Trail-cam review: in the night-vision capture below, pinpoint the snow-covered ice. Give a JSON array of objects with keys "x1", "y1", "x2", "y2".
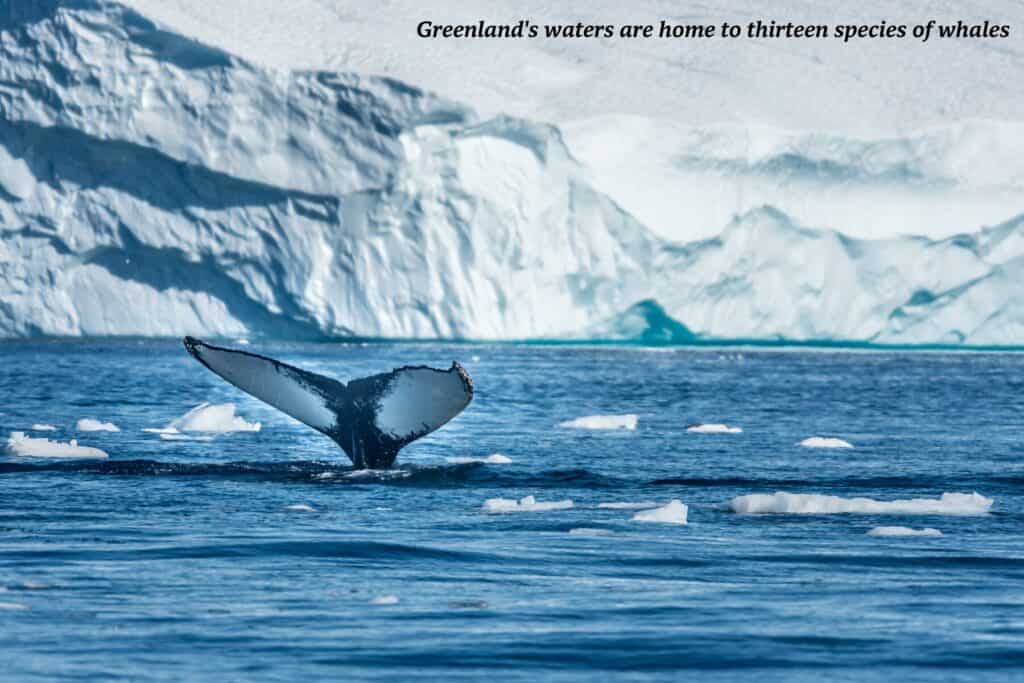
[
  {"x1": 798, "y1": 437, "x2": 854, "y2": 449},
  {"x1": 446, "y1": 454, "x2": 512, "y2": 464},
  {"x1": 730, "y1": 492, "x2": 992, "y2": 516},
  {"x1": 146, "y1": 403, "x2": 260, "y2": 436},
  {"x1": 482, "y1": 496, "x2": 574, "y2": 514},
  {"x1": 632, "y1": 500, "x2": 689, "y2": 525},
  {"x1": 559, "y1": 415, "x2": 638, "y2": 431},
  {"x1": 686, "y1": 423, "x2": 742, "y2": 434},
  {"x1": 76, "y1": 419, "x2": 119, "y2": 432},
  {"x1": 867, "y1": 526, "x2": 943, "y2": 537},
  {"x1": 370, "y1": 595, "x2": 400, "y2": 605},
  {"x1": 6, "y1": 432, "x2": 108, "y2": 459},
  {"x1": 30, "y1": 424, "x2": 56, "y2": 432},
  {"x1": 283, "y1": 504, "x2": 317, "y2": 513}
]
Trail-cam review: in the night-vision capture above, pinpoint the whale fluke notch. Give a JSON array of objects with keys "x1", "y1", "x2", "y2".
[{"x1": 182, "y1": 337, "x2": 473, "y2": 469}]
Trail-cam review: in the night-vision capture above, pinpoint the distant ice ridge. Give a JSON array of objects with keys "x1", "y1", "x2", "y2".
[
  {"x1": 632, "y1": 500, "x2": 688, "y2": 525},
  {"x1": 798, "y1": 437, "x2": 854, "y2": 449},
  {"x1": 76, "y1": 419, "x2": 119, "y2": 432},
  {"x1": 868, "y1": 526, "x2": 943, "y2": 537},
  {"x1": 482, "y1": 496, "x2": 574, "y2": 514},
  {"x1": 6, "y1": 432, "x2": 107, "y2": 459},
  {"x1": 145, "y1": 403, "x2": 260, "y2": 436},
  {"x1": 559, "y1": 415, "x2": 638, "y2": 431},
  {"x1": 731, "y1": 492, "x2": 992, "y2": 516},
  {"x1": 3, "y1": 2, "x2": 1024, "y2": 345},
  {"x1": 687, "y1": 423, "x2": 742, "y2": 434}
]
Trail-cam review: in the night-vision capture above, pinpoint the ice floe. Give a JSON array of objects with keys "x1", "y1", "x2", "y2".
[
  {"x1": 798, "y1": 436, "x2": 853, "y2": 449},
  {"x1": 559, "y1": 414, "x2": 638, "y2": 430},
  {"x1": 686, "y1": 423, "x2": 742, "y2": 434},
  {"x1": 6, "y1": 432, "x2": 108, "y2": 459},
  {"x1": 632, "y1": 500, "x2": 689, "y2": 525},
  {"x1": 30, "y1": 424, "x2": 56, "y2": 432},
  {"x1": 730, "y1": 491, "x2": 992, "y2": 516},
  {"x1": 446, "y1": 453, "x2": 512, "y2": 464},
  {"x1": 482, "y1": 495, "x2": 574, "y2": 514},
  {"x1": 283, "y1": 504, "x2": 317, "y2": 512},
  {"x1": 867, "y1": 526, "x2": 943, "y2": 537},
  {"x1": 76, "y1": 418, "x2": 119, "y2": 432},
  {"x1": 370, "y1": 595, "x2": 400, "y2": 605},
  {"x1": 598, "y1": 501, "x2": 658, "y2": 510},
  {"x1": 0, "y1": 602, "x2": 29, "y2": 611},
  {"x1": 146, "y1": 402, "x2": 260, "y2": 437}
]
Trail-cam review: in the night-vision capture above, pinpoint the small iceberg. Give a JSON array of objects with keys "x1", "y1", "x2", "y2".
[
  {"x1": 686, "y1": 423, "x2": 742, "y2": 434},
  {"x1": 867, "y1": 526, "x2": 943, "y2": 537},
  {"x1": 482, "y1": 495, "x2": 574, "y2": 514},
  {"x1": 30, "y1": 424, "x2": 56, "y2": 432},
  {"x1": 146, "y1": 402, "x2": 260, "y2": 436},
  {"x1": 76, "y1": 418, "x2": 119, "y2": 432},
  {"x1": 730, "y1": 491, "x2": 992, "y2": 516},
  {"x1": 7, "y1": 432, "x2": 108, "y2": 459},
  {"x1": 446, "y1": 453, "x2": 512, "y2": 464},
  {"x1": 632, "y1": 500, "x2": 688, "y2": 525},
  {"x1": 283, "y1": 504, "x2": 317, "y2": 513},
  {"x1": 559, "y1": 414, "x2": 637, "y2": 430},
  {"x1": 798, "y1": 436, "x2": 853, "y2": 449},
  {"x1": 598, "y1": 501, "x2": 658, "y2": 510}
]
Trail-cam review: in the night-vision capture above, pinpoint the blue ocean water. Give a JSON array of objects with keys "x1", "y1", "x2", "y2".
[{"x1": 1, "y1": 341, "x2": 1022, "y2": 681}]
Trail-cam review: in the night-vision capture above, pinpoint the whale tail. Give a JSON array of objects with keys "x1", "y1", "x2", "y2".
[{"x1": 182, "y1": 337, "x2": 473, "y2": 469}]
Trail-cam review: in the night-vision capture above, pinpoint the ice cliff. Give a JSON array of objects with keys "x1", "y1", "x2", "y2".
[{"x1": 1, "y1": 0, "x2": 1023, "y2": 345}]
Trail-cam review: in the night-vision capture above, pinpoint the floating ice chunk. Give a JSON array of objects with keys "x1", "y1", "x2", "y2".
[
  {"x1": 867, "y1": 526, "x2": 943, "y2": 537},
  {"x1": 76, "y1": 418, "x2": 119, "y2": 432},
  {"x1": 632, "y1": 500, "x2": 688, "y2": 524},
  {"x1": 0, "y1": 602, "x2": 29, "y2": 610},
  {"x1": 730, "y1": 491, "x2": 992, "y2": 516},
  {"x1": 559, "y1": 414, "x2": 638, "y2": 430},
  {"x1": 569, "y1": 527, "x2": 615, "y2": 536},
  {"x1": 686, "y1": 423, "x2": 742, "y2": 434},
  {"x1": 370, "y1": 595, "x2": 399, "y2": 605},
  {"x1": 446, "y1": 453, "x2": 512, "y2": 464},
  {"x1": 30, "y1": 424, "x2": 56, "y2": 432},
  {"x1": 158, "y1": 433, "x2": 215, "y2": 442},
  {"x1": 798, "y1": 436, "x2": 853, "y2": 449},
  {"x1": 235, "y1": 338, "x2": 251, "y2": 345},
  {"x1": 168, "y1": 403, "x2": 260, "y2": 433},
  {"x1": 284, "y1": 504, "x2": 317, "y2": 512},
  {"x1": 598, "y1": 501, "x2": 658, "y2": 510},
  {"x1": 482, "y1": 495, "x2": 574, "y2": 514},
  {"x1": 6, "y1": 432, "x2": 108, "y2": 459}
]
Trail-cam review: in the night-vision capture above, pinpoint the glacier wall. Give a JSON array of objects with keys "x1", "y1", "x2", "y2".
[{"x1": 1, "y1": 0, "x2": 1023, "y2": 345}]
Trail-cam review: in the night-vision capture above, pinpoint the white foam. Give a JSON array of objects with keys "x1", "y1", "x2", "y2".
[
  {"x1": 284, "y1": 504, "x2": 317, "y2": 512},
  {"x1": 370, "y1": 595, "x2": 399, "y2": 605},
  {"x1": 598, "y1": 501, "x2": 658, "y2": 510},
  {"x1": 559, "y1": 414, "x2": 637, "y2": 430},
  {"x1": 730, "y1": 491, "x2": 992, "y2": 516},
  {"x1": 157, "y1": 433, "x2": 215, "y2": 442},
  {"x1": 632, "y1": 500, "x2": 689, "y2": 525},
  {"x1": 6, "y1": 432, "x2": 108, "y2": 459},
  {"x1": 446, "y1": 453, "x2": 512, "y2": 464},
  {"x1": 798, "y1": 436, "x2": 854, "y2": 449},
  {"x1": 569, "y1": 527, "x2": 615, "y2": 536},
  {"x1": 482, "y1": 495, "x2": 574, "y2": 514},
  {"x1": 343, "y1": 469, "x2": 412, "y2": 480},
  {"x1": 0, "y1": 602, "x2": 29, "y2": 611},
  {"x1": 76, "y1": 418, "x2": 119, "y2": 432},
  {"x1": 168, "y1": 403, "x2": 260, "y2": 433},
  {"x1": 867, "y1": 526, "x2": 943, "y2": 537},
  {"x1": 30, "y1": 424, "x2": 56, "y2": 432},
  {"x1": 686, "y1": 423, "x2": 742, "y2": 434}
]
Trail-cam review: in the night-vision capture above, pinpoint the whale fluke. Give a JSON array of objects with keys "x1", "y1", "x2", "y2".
[{"x1": 182, "y1": 337, "x2": 473, "y2": 469}]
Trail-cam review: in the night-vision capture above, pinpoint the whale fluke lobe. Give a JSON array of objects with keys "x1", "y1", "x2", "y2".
[{"x1": 182, "y1": 337, "x2": 473, "y2": 468}]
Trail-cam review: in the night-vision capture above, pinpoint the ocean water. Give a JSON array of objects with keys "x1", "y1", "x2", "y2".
[{"x1": 1, "y1": 341, "x2": 1022, "y2": 681}]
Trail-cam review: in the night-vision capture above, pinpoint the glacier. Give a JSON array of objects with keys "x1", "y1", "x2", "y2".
[{"x1": 1, "y1": 0, "x2": 1023, "y2": 345}]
